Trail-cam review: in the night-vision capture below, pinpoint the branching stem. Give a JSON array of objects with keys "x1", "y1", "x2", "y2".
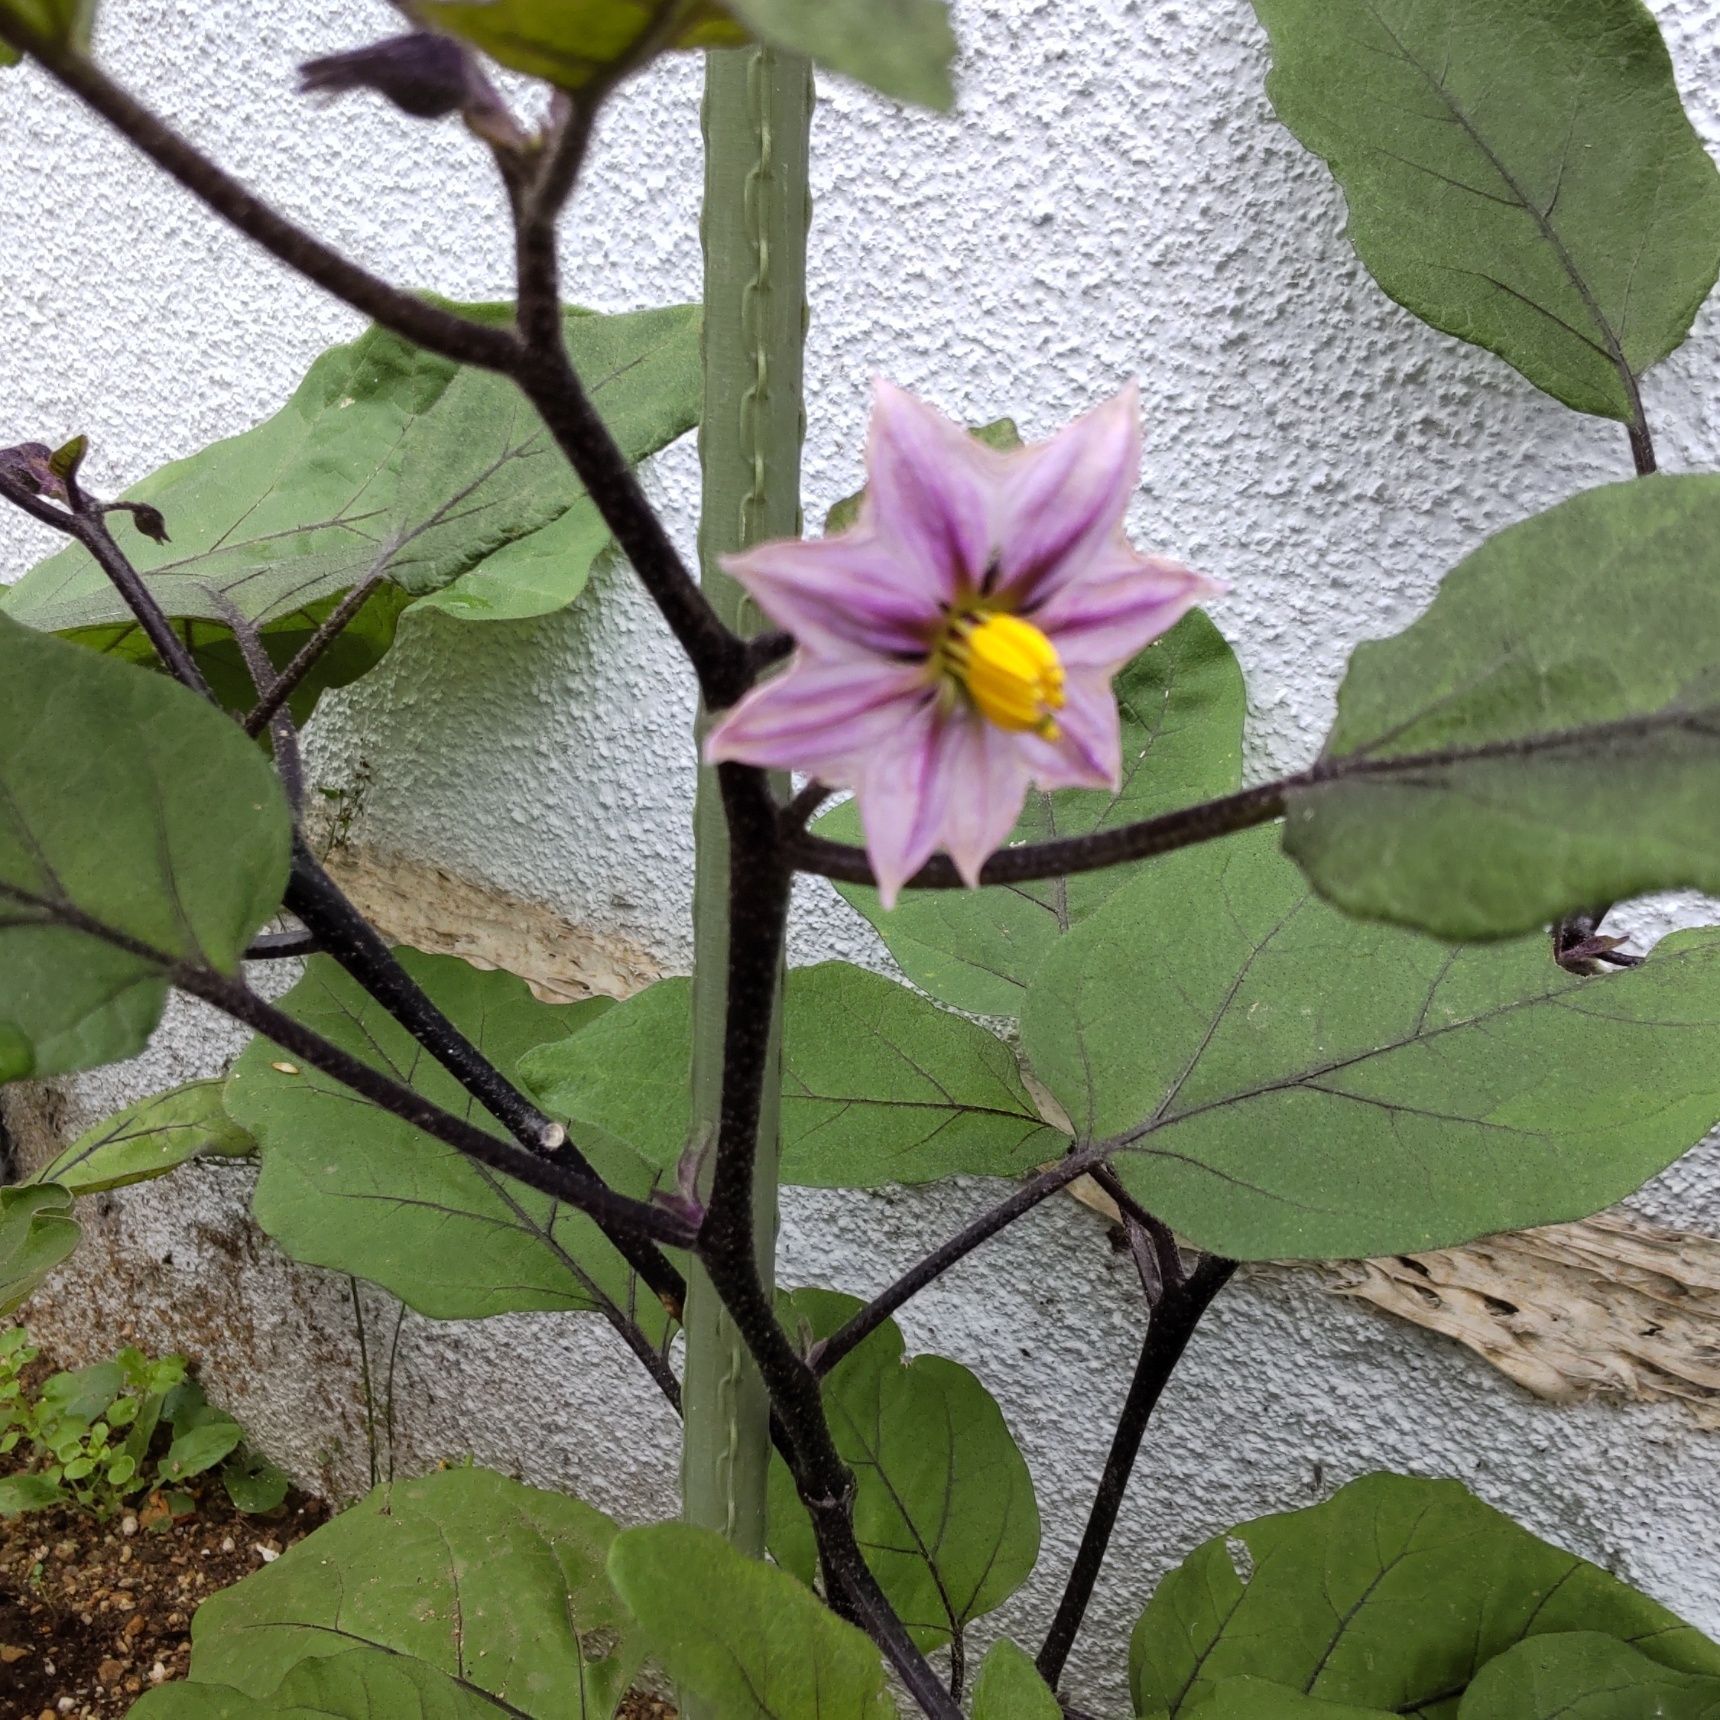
[
  {"x1": 1035, "y1": 1254, "x2": 1237, "y2": 1689},
  {"x1": 0, "y1": 18, "x2": 520, "y2": 372}
]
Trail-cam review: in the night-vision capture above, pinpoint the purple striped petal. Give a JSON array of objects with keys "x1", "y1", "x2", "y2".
[
  {"x1": 1038, "y1": 551, "x2": 1222, "y2": 671},
  {"x1": 704, "y1": 656, "x2": 932, "y2": 781},
  {"x1": 721, "y1": 529, "x2": 940, "y2": 659},
  {"x1": 864, "y1": 381, "x2": 997, "y2": 602},
  {"x1": 934, "y1": 722, "x2": 1038, "y2": 887},
  {"x1": 993, "y1": 383, "x2": 1141, "y2": 610},
  {"x1": 851, "y1": 703, "x2": 948, "y2": 907}
]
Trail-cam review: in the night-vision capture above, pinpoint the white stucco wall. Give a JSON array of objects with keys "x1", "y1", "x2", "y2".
[{"x1": 6, "y1": 1, "x2": 1720, "y2": 1710}]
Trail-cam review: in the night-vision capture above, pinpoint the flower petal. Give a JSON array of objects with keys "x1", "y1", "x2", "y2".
[
  {"x1": 853, "y1": 708, "x2": 1036, "y2": 903},
  {"x1": 850, "y1": 703, "x2": 947, "y2": 908},
  {"x1": 993, "y1": 382, "x2": 1142, "y2": 609},
  {"x1": 864, "y1": 381, "x2": 997, "y2": 601},
  {"x1": 1019, "y1": 672, "x2": 1123, "y2": 791},
  {"x1": 1038, "y1": 552, "x2": 1223, "y2": 671},
  {"x1": 704, "y1": 656, "x2": 932, "y2": 782},
  {"x1": 721, "y1": 529, "x2": 939, "y2": 658},
  {"x1": 934, "y1": 722, "x2": 1037, "y2": 888}
]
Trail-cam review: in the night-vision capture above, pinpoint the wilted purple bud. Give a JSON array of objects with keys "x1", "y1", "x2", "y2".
[
  {"x1": 652, "y1": 1136, "x2": 709, "y2": 1230},
  {"x1": 299, "y1": 31, "x2": 474, "y2": 121},
  {"x1": 0, "y1": 441, "x2": 69, "y2": 504},
  {"x1": 125, "y1": 503, "x2": 170, "y2": 545}
]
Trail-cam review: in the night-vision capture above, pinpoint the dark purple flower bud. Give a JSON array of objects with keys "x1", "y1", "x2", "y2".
[
  {"x1": 299, "y1": 31, "x2": 474, "y2": 121},
  {"x1": 0, "y1": 441, "x2": 69, "y2": 504},
  {"x1": 109, "y1": 501, "x2": 170, "y2": 544}
]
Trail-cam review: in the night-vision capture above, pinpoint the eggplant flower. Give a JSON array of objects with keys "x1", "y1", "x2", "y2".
[{"x1": 706, "y1": 382, "x2": 1222, "y2": 906}]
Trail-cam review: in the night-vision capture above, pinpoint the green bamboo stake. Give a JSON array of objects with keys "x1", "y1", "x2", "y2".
[{"x1": 680, "y1": 37, "x2": 813, "y2": 1673}]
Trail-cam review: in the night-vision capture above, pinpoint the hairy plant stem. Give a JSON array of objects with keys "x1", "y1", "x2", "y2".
[
  {"x1": 813, "y1": 1138, "x2": 1120, "y2": 1375},
  {"x1": 240, "y1": 571, "x2": 387, "y2": 736},
  {"x1": 678, "y1": 50, "x2": 813, "y2": 1699},
  {"x1": 695, "y1": 767, "x2": 960, "y2": 1720},
  {"x1": 1035, "y1": 1253, "x2": 1238, "y2": 1689},
  {"x1": 208, "y1": 592, "x2": 304, "y2": 812},
  {"x1": 1553, "y1": 414, "x2": 1657, "y2": 964}
]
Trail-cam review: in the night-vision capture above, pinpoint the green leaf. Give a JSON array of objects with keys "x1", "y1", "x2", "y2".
[
  {"x1": 0, "y1": 0, "x2": 95, "y2": 53},
  {"x1": 39, "y1": 1359, "x2": 122, "y2": 1422},
  {"x1": 186, "y1": 1467, "x2": 637, "y2": 1713},
  {"x1": 972, "y1": 1640, "x2": 1063, "y2": 1720},
  {"x1": 821, "y1": 613, "x2": 1247, "y2": 1016},
  {"x1": 227, "y1": 950, "x2": 669, "y2": 1326},
  {"x1": 0, "y1": 1184, "x2": 80, "y2": 1317},
  {"x1": 767, "y1": 1289, "x2": 1039, "y2": 1655},
  {"x1": 1249, "y1": 0, "x2": 1720, "y2": 422},
  {"x1": 0, "y1": 304, "x2": 700, "y2": 715},
  {"x1": 1185, "y1": 1683, "x2": 1392, "y2": 1720},
  {"x1": 0, "y1": 1473, "x2": 64, "y2": 1515},
  {"x1": 1460, "y1": 1633, "x2": 1720, "y2": 1720},
  {"x1": 422, "y1": 0, "x2": 955, "y2": 109},
  {"x1": 162, "y1": 1419, "x2": 246, "y2": 1481},
  {"x1": 1284, "y1": 474, "x2": 1720, "y2": 940},
  {"x1": 608, "y1": 1521, "x2": 895, "y2": 1719},
  {"x1": 1022, "y1": 824, "x2": 1720, "y2": 1260},
  {"x1": 418, "y1": 1, "x2": 748, "y2": 90},
  {"x1": 29, "y1": 1080, "x2": 253, "y2": 1195},
  {"x1": 521, "y1": 962, "x2": 1065, "y2": 1187},
  {"x1": 221, "y1": 1448, "x2": 290, "y2": 1515},
  {"x1": 133, "y1": 1651, "x2": 503, "y2": 1720},
  {"x1": 725, "y1": 0, "x2": 956, "y2": 109},
  {"x1": 1130, "y1": 1473, "x2": 1720, "y2": 1719},
  {"x1": 0, "y1": 616, "x2": 291, "y2": 1080}
]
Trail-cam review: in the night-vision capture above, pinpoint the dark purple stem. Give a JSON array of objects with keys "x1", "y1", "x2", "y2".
[{"x1": 1035, "y1": 1254, "x2": 1237, "y2": 1689}]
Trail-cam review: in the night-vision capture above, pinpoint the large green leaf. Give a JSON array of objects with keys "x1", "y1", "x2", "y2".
[
  {"x1": 822, "y1": 613, "x2": 1247, "y2": 1017},
  {"x1": 608, "y1": 1521, "x2": 895, "y2": 1720},
  {"x1": 133, "y1": 1651, "x2": 501, "y2": 1720},
  {"x1": 0, "y1": 615, "x2": 291, "y2": 1081},
  {"x1": 423, "y1": 0, "x2": 955, "y2": 109},
  {"x1": 182, "y1": 1467, "x2": 637, "y2": 1715},
  {"x1": 1284, "y1": 475, "x2": 1720, "y2": 940},
  {"x1": 520, "y1": 962, "x2": 1064, "y2": 1188},
  {"x1": 419, "y1": 1, "x2": 747, "y2": 89},
  {"x1": 1131, "y1": 1474, "x2": 1720, "y2": 1719},
  {"x1": 29, "y1": 1080, "x2": 252, "y2": 1195},
  {"x1": 726, "y1": 0, "x2": 956, "y2": 110},
  {"x1": 768, "y1": 1289, "x2": 1040, "y2": 1656},
  {"x1": 1022, "y1": 825, "x2": 1720, "y2": 1261},
  {"x1": 0, "y1": 1183, "x2": 80, "y2": 1318},
  {"x1": 1, "y1": 304, "x2": 700, "y2": 716},
  {"x1": 1460, "y1": 1634, "x2": 1720, "y2": 1720},
  {"x1": 227, "y1": 950, "x2": 670, "y2": 1329},
  {"x1": 970, "y1": 1640, "x2": 1062, "y2": 1720},
  {"x1": 1186, "y1": 1686, "x2": 1390, "y2": 1720},
  {"x1": 1250, "y1": 0, "x2": 1720, "y2": 423}
]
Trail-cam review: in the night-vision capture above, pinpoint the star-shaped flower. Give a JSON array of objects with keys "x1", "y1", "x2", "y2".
[{"x1": 707, "y1": 382, "x2": 1221, "y2": 905}]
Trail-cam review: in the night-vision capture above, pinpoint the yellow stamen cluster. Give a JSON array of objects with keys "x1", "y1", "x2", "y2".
[{"x1": 940, "y1": 611, "x2": 1066, "y2": 738}]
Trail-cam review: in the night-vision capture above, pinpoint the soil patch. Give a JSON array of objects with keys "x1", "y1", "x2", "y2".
[
  {"x1": 0, "y1": 1473, "x2": 328, "y2": 1719},
  {"x1": 2, "y1": 1349, "x2": 677, "y2": 1720}
]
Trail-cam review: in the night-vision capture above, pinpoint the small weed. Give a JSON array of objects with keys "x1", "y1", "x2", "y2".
[{"x1": 0, "y1": 1325, "x2": 289, "y2": 1521}]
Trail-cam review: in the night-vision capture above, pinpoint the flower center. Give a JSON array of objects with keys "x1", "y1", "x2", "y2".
[{"x1": 939, "y1": 611, "x2": 1066, "y2": 738}]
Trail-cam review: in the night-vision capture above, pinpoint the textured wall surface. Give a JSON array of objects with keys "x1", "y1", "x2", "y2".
[{"x1": 5, "y1": 0, "x2": 1720, "y2": 1710}]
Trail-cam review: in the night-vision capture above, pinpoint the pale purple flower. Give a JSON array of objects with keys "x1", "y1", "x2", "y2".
[{"x1": 706, "y1": 382, "x2": 1222, "y2": 906}]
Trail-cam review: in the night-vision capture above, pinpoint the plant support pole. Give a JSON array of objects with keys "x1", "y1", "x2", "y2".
[{"x1": 681, "y1": 36, "x2": 814, "y2": 1653}]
